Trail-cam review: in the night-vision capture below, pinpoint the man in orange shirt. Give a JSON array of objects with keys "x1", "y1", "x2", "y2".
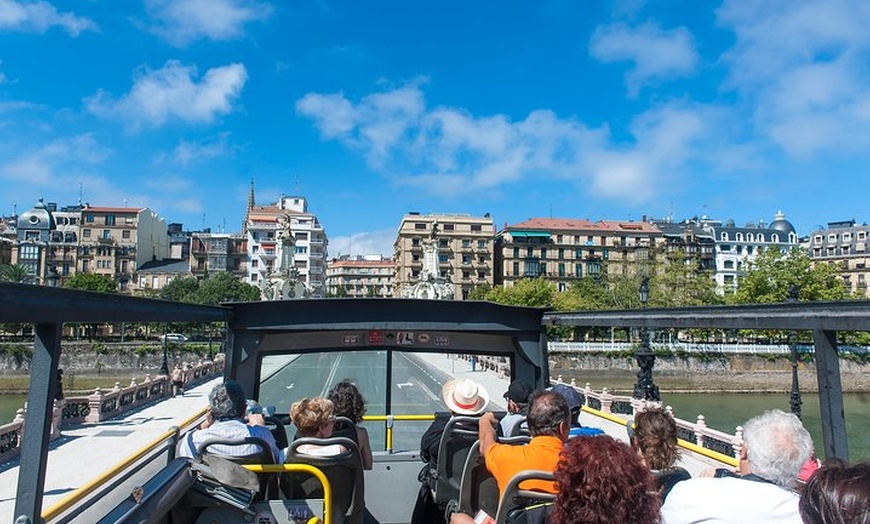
[{"x1": 479, "y1": 390, "x2": 570, "y2": 496}]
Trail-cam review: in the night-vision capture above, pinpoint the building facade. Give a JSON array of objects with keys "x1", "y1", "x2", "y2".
[
  {"x1": 494, "y1": 218, "x2": 663, "y2": 291},
  {"x1": 393, "y1": 213, "x2": 494, "y2": 300},
  {"x1": 708, "y1": 211, "x2": 799, "y2": 293},
  {"x1": 190, "y1": 231, "x2": 247, "y2": 279},
  {"x1": 806, "y1": 220, "x2": 870, "y2": 297},
  {"x1": 244, "y1": 194, "x2": 328, "y2": 298},
  {"x1": 325, "y1": 255, "x2": 394, "y2": 298}
]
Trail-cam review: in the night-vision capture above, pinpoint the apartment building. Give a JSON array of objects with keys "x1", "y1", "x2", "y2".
[
  {"x1": 707, "y1": 211, "x2": 799, "y2": 293},
  {"x1": 393, "y1": 212, "x2": 494, "y2": 300},
  {"x1": 190, "y1": 231, "x2": 247, "y2": 279},
  {"x1": 244, "y1": 194, "x2": 328, "y2": 298},
  {"x1": 651, "y1": 217, "x2": 716, "y2": 272},
  {"x1": 11, "y1": 199, "x2": 55, "y2": 283},
  {"x1": 806, "y1": 220, "x2": 870, "y2": 297},
  {"x1": 325, "y1": 255, "x2": 394, "y2": 298},
  {"x1": 494, "y1": 218, "x2": 663, "y2": 291}
]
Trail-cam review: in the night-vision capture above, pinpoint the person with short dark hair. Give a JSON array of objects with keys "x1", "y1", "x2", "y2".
[
  {"x1": 662, "y1": 409, "x2": 813, "y2": 524},
  {"x1": 480, "y1": 390, "x2": 570, "y2": 496},
  {"x1": 177, "y1": 380, "x2": 280, "y2": 461},
  {"x1": 500, "y1": 379, "x2": 533, "y2": 437},
  {"x1": 799, "y1": 459, "x2": 870, "y2": 524},
  {"x1": 548, "y1": 383, "x2": 603, "y2": 438}
]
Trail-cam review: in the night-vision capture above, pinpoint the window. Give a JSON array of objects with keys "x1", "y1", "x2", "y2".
[
  {"x1": 512, "y1": 262, "x2": 520, "y2": 276},
  {"x1": 83, "y1": 229, "x2": 91, "y2": 238},
  {"x1": 439, "y1": 254, "x2": 449, "y2": 263},
  {"x1": 412, "y1": 238, "x2": 420, "y2": 247},
  {"x1": 513, "y1": 247, "x2": 520, "y2": 258},
  {"x1": 462, "y1": 254, "x2": 472, "y2": 265},
  {"x1": 443, "y1": 223, "x2": 454, "y2": 231},
  {"x1": 25, "y1": 231, "x2": 39, "y2": 241},
  {"x1": 527, "y1": 247, "x2": 533, "y2": 257},
  {"x1": 478, "y1": 271, "x2": 486, "y2": 279},
  {"x1": 122, "y1": 230, "x2": 131, "y2": 239},
  {"x1": 462, "y1": 271, "x2": 470, "y2": 279},
  {"x1": 586, "y1": 260, "x2": 601, "y2": 276},
  {"x1": 746, "y1": 233, "x2": 754, "y2": 242},
  {"x1": 462, "y1": 239, "x2": 471, "y2": 248},
  {"x1": 540, "y1": 262, "x2": 547, "y2": 275},
  {"x1": 296, "y1": 232, "x2": 309, "y2": 240},
  {"x1": 724, "y1": 260, "x2": 735, "y2": 269},
  {"x1": 439, "y1": 239, "x2": 448, "y2": 248},
  {"x1": 478, "y1": 256, "x2": 486, "y2": 263},
  {"x1": 575, "y1": 248, "x2": 582, "y2": 258},
  {"x1": 828, "y1": 234, "x2": 837, "y2": 242},
  {"x1": 478, "y1": 240, "x2": 486, "y2": 249},
  {"x1": 251, "y1": 274, "x2": 258, "y2": 282},
  {"x1": 81, "y1": 260, "x2": 89, "y2": 272},
  {"x1": 575, "y1": 263, "x2": 582, "y2": 277},
  {"x1": 771, "y1": 234, "x2": 779, "y2": 243},
  {"x1": 295, "y1": 246, "x2": 308, "y2": 254},
  {"x1": 757, "y1": 234, "x2": 765, "y2": 243},
  {"x1": 558, "y1": 263, "x2": 565, "y2": 277},
  {"x1": 859, "y1": 232, "x2": 867, "y2": 240},
  {"x1": 721, "y1": 232, "x2": 729, "y2": 241},
  {"x1": 105, "y1": 215, "x2": 115, "y2": 225},
  {"x1": 558, "y1": 248, "x2": 564, "y2": 259},
  {"x1": 556, "y1": 235, "x2": 563, "y2": 244},
  {"x1": 541, "y1": 248, "x2": 547, "y2": 259},
  {"x1": 86, "y1": 214, "x2": 94, "y2": 223},
  {"x1": 415, "y1": 223, "x2": 426, "y2": 230},
  {"x1": 471, "y1": 224, "x2": 482, "y2": 232},
  {"x1": 102, "y1": 230, "x2": 111, "y2": 239},
  {"x1": 252, "y1": 259, "x2": 258, "y2": 267},
  {"x1": 736, "y1": 233, "x2": 743, "y2": 242},
  {"x1": 525, "y1": 260, "x2": 540, "y2": 277}
]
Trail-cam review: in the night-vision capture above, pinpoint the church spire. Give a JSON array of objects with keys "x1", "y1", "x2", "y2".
[{"x1": 243, "y1": 178, "x2": 255, "y2": 233}]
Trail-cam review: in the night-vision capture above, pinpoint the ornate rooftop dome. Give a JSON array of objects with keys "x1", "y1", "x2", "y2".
[
  {"x1": 769, "y1": 210, "x2": 795, "y2": 235},
  {"x1": 17, "y1": 198, "x2": 54, "y2": 232}
]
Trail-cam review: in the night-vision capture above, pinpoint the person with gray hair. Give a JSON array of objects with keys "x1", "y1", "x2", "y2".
[
  {"x1": 177, "y1": 380, "x2": 280, "y2": 462},
  {"x1": 662, "y1": 409, "x2": 813, "y2": 524}
]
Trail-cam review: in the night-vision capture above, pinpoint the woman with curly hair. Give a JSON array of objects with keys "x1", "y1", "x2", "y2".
[
  {"x1": 328, "y1": 379, "x2": 373, "y2": 470},
  {"x1": 289, "y1": 397, "x2": 348, "y2": 457},
  {"x1": 630, "y1": 408, "x2": 691, "y2": 501}
]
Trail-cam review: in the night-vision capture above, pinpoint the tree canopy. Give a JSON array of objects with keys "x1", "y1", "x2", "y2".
[
  {"x1": 65, "y1": 273, "x2": 117, "y2": 293},
  {"x1": 160, "y1": 272, "x2": 260, "y2": 305},
  {"x1": 727, "y1": 248, "x2": 849, "y2": 304},
  {"x1": 0, "y1": 263, "x2": 36, "y2": 284}
]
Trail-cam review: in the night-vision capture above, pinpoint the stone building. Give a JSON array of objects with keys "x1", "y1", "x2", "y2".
[
  {"x1": 190, "y1": 231, "x2": 247, "y2": 279},
  {"x1": 494, "y1": 217, "x2": 663, "y2": 291},
  {"x1": 393, "y1": 212, "x2": 494, "y2": 300},
  {"x1": 325, "y1": 255, "x2": 394, "y2": 298},
  {"x1": 806, "y1": 220, "x2": 870, "y2": 297}
]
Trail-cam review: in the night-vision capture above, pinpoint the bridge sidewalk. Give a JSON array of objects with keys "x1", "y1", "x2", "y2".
[{"x1": 0, "y1": 376, "x2": 221, "y2": 523}]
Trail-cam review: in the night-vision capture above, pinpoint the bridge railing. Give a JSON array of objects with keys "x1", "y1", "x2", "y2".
[
  {"x1": 552, "y1": 377, "x2": 742, "y2": 459},
  {"x1": 548, "y1": 341, "x2": 799, "y2": 354},
  {"x1": 0, "y1": 359, "x2": 223, "y2": 463}
]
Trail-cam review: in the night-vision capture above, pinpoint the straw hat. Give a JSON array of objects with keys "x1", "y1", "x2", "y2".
[{"x1": 441, "y1": 378, "x2": 489, "y2": 416}]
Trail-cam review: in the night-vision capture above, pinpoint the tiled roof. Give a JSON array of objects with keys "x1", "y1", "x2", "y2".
[
  {"x1": 329, "y1": 259, "x2": 394, "y2": 268},
  {"x1": 82, "y1": 206, "x2": 144, "y2": 213},
  {"x1": 137, "y1": 259, "x2": 190, "y2": 273},
  {"x1": 505, "y1": 217, "x2": 660, "y2": 233}
]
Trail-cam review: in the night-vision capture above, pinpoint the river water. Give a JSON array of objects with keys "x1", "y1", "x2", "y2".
[{"x1": 2, "y1": 391, "x2": 868, "y2": 460}]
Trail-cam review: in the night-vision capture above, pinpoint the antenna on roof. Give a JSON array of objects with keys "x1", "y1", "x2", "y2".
[
  {"x1": 78, "y1": 182, "x2": 83, "y2": 207},
  {"x1": 202, "y1": 213, "x2": 206, "y2": 231}
]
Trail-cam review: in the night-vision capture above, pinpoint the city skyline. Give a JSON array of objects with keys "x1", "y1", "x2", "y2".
[{"x1": 2, "y1": 0, "x2": 869, "y2": 257}]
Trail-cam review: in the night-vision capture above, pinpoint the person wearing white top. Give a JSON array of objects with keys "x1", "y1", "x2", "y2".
[
  {"x1": 662, "y1": 409, "x2": 812, "y2": 524},
  {"x1": 287, "y1": 397, "x2": 349, "y2": 458}
]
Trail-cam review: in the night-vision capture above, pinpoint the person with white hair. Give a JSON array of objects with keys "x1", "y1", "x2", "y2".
[{"x1": 662, "y1": 409, "x2": 813, "y2": 524}]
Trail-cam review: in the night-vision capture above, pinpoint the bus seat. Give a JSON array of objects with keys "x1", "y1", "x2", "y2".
[
  {"x1": 265, "y1": 415, "x2": 289, "y2": 450},
  {"x1": 494, "y1": 470, "x2": 555, "y2": 524},
  {"x1": 502, "y1": 416, "x2": 529, "y2": 438},
  {"x1": 196, "y1": 436, "x2": 279, "y2": 500},
  {"x1": 455, "y1": 435, "x2": 531, "y2": 519},
  {"x1": 281, "y1": 436, "x2": 365, "y2": 524},
  {"x1": 433, "y1": 416, "x2": 480, "y2": 507}
]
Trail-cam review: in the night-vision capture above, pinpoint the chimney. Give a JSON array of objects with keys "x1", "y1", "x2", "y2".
[{"x1": 642, "y1": 215, "x2": 647, "y2": 223}]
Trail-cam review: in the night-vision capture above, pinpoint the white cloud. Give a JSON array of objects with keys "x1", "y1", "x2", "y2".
[
  {"x1": 145, "y1": 0, "x2": 272, "y2": 47},
  {"x1": 0, "y1": 0, "x2": 96, "y2": 36},
  {"x1": 85, "y1": 60, "x2": 248, "y2": 130},
  {"x1": 717, "y1": 0, "x2": 870, "y2": 156},
  {"x1": 589, "y1": 21, "x2": 699, "y2": 97},
  {"x1": 297, "y1": 84, "x2": 716, "y2": 203},
  {"x1": 0, "y1": 134, "x2": 108, "y2": 185},
  {"x1": 329, "y1": 229, "x2": 396, "y2": 258},
  {"x1": 172, "y1": 132, "x2": 233, "y2": 165}
]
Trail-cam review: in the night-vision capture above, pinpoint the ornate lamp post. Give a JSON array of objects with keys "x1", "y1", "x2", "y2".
[
  {"x1": 633, "y1": 276, "x2": 660, "y2": 401},
  {"x1": 787, "y1": 283, "x2": 802, "y2": 419},
  {"x1": 159, "y1": 324, "x2": 170, "y2": 376}
]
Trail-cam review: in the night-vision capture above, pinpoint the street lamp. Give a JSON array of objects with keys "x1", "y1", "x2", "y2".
[
  {"x1": 159, "y1": 324, "x2": 170, "y2": 376},
  {"x1": 633, "y1": 276, "x2": 660, "y2": 401},
  {"x1": 787, "y1": 283, "x2": 802, "y2": 419},
  {"x1": 44, "y1": 265, "x2": 60, "y2": 287}
]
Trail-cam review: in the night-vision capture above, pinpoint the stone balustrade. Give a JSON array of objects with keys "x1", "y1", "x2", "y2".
[
  {"x1": 552, "y1": 376, "x2": 742, "y2": 459},
  {"x1": 0, "y1": 358, "x2": 222, "y2": 463}
]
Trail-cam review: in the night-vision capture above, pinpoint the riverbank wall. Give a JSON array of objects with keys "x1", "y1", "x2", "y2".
[{"x1": 550, "y1": 353, "x2": 870, "y2": 392}]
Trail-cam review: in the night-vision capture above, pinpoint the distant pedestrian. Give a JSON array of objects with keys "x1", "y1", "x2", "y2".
[
  {"x1": 171, "y1": 363, "x2": 185, "y2": 397},
  {"x1": 471, "y1": 355, "x2": 478, "y2": 372}
]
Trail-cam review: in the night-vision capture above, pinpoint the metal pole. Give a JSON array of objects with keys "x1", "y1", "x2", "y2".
[
  {"x1": 787, "y1": 284, "x2": 802, "y2": 419},
  {"x1": 633, "y1": 276, "x2": 660, "y2": 401},
  {"x1": 159, "y1": 323, "x2": 170, "y2": 376}
]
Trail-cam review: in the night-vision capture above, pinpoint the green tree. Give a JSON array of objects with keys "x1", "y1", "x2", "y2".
[
  {"x1": 160, "y1": 276, "x2": 200, "y2": 302},
  {"x1": 65, "y1": 273, "x2": 117, "y2": 293},
  {"x1": 0, "y1": 263, "x2": 36, "y2": 283},
  {"x1": 467, "y1": 284, "x2": 492, "y2": 301},
  {"x1": 485, "y1": 278, "x2": 556, "y2": 307},
  {"x1": 191, "y1": 272, "x2": 261, "y2": 305},
  {"x1": 728, "y1": 248, "x2": 849, "y2": 304},
  {"x1": 652, "y1": 250, "x2": 722, "y2": 308}
]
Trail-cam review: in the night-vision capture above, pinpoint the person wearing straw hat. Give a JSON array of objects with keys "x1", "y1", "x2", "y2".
[{"x1": 412, "y1": 378, "x2": 490, "y2": 524}]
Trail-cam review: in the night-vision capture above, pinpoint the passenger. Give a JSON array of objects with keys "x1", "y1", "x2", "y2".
[
  {"x1": 327, "y1": 379, "x2": 373, "y2": 470},
  {"x1": 177, "y1": 380, "x2": 280, "y2": 461},
  {"x1": 289, "y1": 397, "x2": 349, "y2": 457},
  {"x1": 799, "y1": 459, "x2": 870, "y2": 524},
  {"x1": 548, "y1": 384, "x2": 603, "y2": 438},
  {"x1": 500, "y1": 379, "x2": 533, "y2": 437},
  {"x1": 412, "y1": 378, "x2": 490, "y2": 524},
  {"x1": 662, "y1": 409, "x2": 813, "y2": 524},
  {"x1": 450, "y1": 435, "x2": 660, "y2": 524},
  {"x1": 480, "y1": 390, "x2": 569, "y2": 496},
  {"x1": 628, "y1": 407, "x2": 690, "y2": 501}
]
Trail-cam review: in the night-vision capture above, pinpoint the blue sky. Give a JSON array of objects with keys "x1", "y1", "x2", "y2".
[{"x1": 2, "y1": 0, "x2": 870, "y2": 257}]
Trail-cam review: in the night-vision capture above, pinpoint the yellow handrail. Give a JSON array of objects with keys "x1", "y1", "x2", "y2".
[
  {"x1": 42, "y1": 407, "x2": 208, "y2": 522},
  {"x1": 245, "y1": 464, "x2": 333, "y2": 524},
  {"x1": 363, "y1": 414, "x2": 435, "y2": 452},
  {"x1": 581, "y1": 405, "x2": 738, "y2": 468}
]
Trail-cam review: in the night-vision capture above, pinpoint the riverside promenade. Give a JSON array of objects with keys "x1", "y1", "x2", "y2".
[{"x1": 0, "y1": 355, "x2": 726, "y2": 523}]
